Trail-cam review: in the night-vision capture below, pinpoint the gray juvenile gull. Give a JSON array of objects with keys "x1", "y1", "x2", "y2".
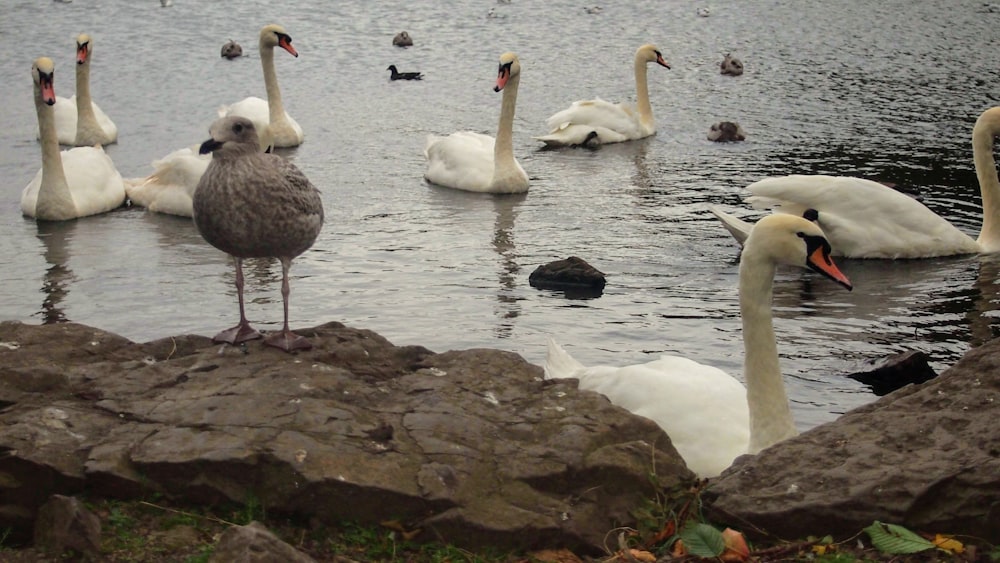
[{"x1": 193, "y1": 116, "x2": 324, "y2": 352}]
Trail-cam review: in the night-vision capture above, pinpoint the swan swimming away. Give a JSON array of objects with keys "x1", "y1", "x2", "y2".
[
  {"x1": 535, "y1": 44, "x2": 670, "y2": 147},
  {"x1": 22, "y1": 57, "x2": 126, "y2": 222},
  {"x1": 193, "y1": 116, "x2": 323, "y2": 352},
  {"x1": 42, "y1": 33, "x2": 118, "y2": 146},
  {"x1": 709, "y1": 106, "x2": 1000, "y2": 259},
  {"x1": 545, "y1": 214, "x2": 853, "y2": 478},
  {"x1": 218, "y1": 24, "x2": 303, "y2": 148},
  {"x1": 423, "y1": 52, "x2": 529, "y2": 194}
]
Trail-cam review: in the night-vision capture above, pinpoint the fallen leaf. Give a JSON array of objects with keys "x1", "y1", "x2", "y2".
[
  {"x1": 527, "y1": 548, "x2": 583, "y2": 563},
  {"x1": 720, "y1": 528, "x2": 750, "y2": 562},
  {"x1": 672, "y1": 538, "x2": 686, "y2": 557},
  {"x1": 932, "y1": 534, "x2": 965, "y2": 554},
  {"x1": 626, "y1": 548, "x2": 656, "y2": 562}
]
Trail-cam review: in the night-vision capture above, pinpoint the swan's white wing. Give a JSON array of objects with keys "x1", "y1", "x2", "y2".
[
  {"x1": 708, "y1": 204, "x2": 752, "y2": 245},
  {"x1": 42, "y1": 95, "x2": 77, "y2": 145},
  {"x1": 20, "y1": 169, "x2": 44, "y2": 217},
  {"x1": 540, "y1": 98, "x2": 647, "y2": 145},
  {"x1": 61, "y1": 146, "x2": 126, "y2": 217},
  {"x1": 746, "y1": 175, "x2": 979, "y2": 258},
  {"x1": 535, "y1": 123, "x2": 629, "y2": 146},
  {"x1": 125, "y1": 146, "x2": 209, "y2": 217},
  {"x1": 423, "y1": 132, "x2": 495, "y2": 192},
  {"x1": 39, "y1": 96, "x2": 117, "y2": 146},
  {"x1": 87, "y1": 100, "x2": 118, "y2": 142}
]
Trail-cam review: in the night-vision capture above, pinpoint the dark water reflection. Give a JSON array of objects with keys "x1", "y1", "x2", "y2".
[
  {"x1": 2, "y1": 0, "x2": 1000, "y2": 432},
  {"x1": 35, "y1": 220, "x2": 77, "y2": 325}
]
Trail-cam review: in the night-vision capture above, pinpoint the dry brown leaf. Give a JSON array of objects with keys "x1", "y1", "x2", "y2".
[
  {"x1": 526, "y1": 548, "x2": 584, "y2": 563},
  {"x1": 720, "y1": 527, "x2": 750, "y2": 562},
  {"x1": 626, "y1": 548, "x2": 656, "y2": 562}
]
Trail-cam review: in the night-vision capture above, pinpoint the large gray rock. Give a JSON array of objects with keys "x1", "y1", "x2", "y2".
[
  {"x1": 706, "y1": 336, "x2": 1000, "y2": 542},
  {"x1": 0, "y1": 320, "x2": 691, "y2": 553}
]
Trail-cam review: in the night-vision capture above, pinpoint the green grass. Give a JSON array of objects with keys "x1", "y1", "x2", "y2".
[{"x1": 1, "y1": 491, "x2": 996, "y2": 562}]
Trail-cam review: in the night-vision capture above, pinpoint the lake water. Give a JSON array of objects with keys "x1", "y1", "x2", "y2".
[{"x1": 2, "y1": 0, "x2": 999, "y2": 432}]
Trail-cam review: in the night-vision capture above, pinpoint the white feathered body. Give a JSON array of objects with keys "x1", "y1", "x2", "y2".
[
  {"x1": 423, "y1": 132, "x2": 527, "y2": 193},
  {"x1": 743, "y1": 175, "x2": 979, "y2": 258},
  {"x1": 537, "y1": 98, "x2": 649, "y2": 146},
  {"x1": 21, "y1": 145, "x2": 125, "y2": 220},
  {"x1": 544, "y1": 339, "x2": 750, "y2": 478}
]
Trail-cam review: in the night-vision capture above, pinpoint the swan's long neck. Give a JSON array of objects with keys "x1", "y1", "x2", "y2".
[
  {"x1": 35, "y1": 89, "x2": 76, "y2": 220},
  {"x1": 973, "y1": 121, "x2": 1000, "y2": 251},
  {"x1": 739, "y1": 254, "x2": 797, "y2": 454},
  {"x1": 75, "y1": 60, "x2": 98, "y2": 130},
  {"x1": 492, "y1": 72, "x2": 520, "y2": 176},
  {"x1": 260, "y1": 43, "x2": 286, "y2": 125},
  {"x1": 634, "y1": 57, "x2": 654, "y2": 126}
]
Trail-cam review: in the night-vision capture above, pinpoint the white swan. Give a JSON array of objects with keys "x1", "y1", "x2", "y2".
[
  {"x1": 711, "y1": 107, "x2": 1000, "y2": 259},
  {"x1": 124, "y1": 146, "x2": 210, "y2": 217},
  {"x1": 535, "y1": 44, "x2": 670, "y2": 147},
  {"x1": 423, "y1": 52, "x2": 529, "y2": 194},
  {"x1": 544, "y1": 214, "x2": 853, "y2": 478},
  {"x1": 22, "y1": 58, "x2": 126, "y2": 221},
  {"x1": 218, "y1": 24, "x2": 303, "y2": 148},
  {"x1": 42, "y1": 33, "x2": 118, "y2": 146}
]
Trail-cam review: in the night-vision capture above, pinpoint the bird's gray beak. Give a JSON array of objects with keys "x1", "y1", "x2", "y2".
[{"x1": 199, "y1": 138, "x2": 223, "y2": 155}]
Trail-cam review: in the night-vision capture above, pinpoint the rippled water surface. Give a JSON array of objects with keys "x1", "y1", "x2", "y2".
[{"x1": 2, "y1": 0, "x2": 1000, "y2": 431}]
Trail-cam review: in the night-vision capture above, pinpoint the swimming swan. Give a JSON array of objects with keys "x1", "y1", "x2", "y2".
[
  {"x1": 535, "y1": 44, "x2": 670, "y2": 147},
  {"x1": 709, "y1": 107, "x2": 1000, "y2": 259},
  {"x1": 219, "y1": 24, "x2": 303, "y2": 148},
  {"x1": 423, "y1": 52, "x2": 528, "y2": 193},
  {"x1": 43, "y1": 33, "x2": 118, "y2": 146},
  {"x1": 22, "y1": 57, "x2": 125, "y2": 221},
  {"x1": 544, "y1": 214, "x2": 853, "y2": 477}
]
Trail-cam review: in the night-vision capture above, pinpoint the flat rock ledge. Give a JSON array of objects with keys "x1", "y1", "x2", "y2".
[{"x1": 0, "y1": 320, "x2": 691, "y2": 554}]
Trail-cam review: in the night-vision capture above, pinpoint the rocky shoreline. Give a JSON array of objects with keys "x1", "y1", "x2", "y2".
[{"x1": 0, "y1": 320, "x2": 997, "y2": 558}]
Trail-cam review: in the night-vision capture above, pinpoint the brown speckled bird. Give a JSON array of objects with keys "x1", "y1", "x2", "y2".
[{"x1": 193, "y1": 116, "x2": 323, "y2": 352}]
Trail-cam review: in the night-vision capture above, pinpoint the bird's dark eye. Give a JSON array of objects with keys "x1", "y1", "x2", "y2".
[{"x1": 233, "y1": 124, "x2": 244, "y2": 134}]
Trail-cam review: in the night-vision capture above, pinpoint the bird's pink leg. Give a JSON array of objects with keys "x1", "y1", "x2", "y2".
[
  {"x1": 264, "y1": 257, "x2": 312, "y2": 352},
  {"x1": 213, "y1": 257, "x2": 262, "y2": 345}
]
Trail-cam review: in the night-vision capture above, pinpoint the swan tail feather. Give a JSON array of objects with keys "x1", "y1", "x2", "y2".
[
  {"x1": 544, "y1": 338, "x2": 586, "y2": 380},
  {"x1": 708, "y1": 205, "x2": 752, "y2": 246}
]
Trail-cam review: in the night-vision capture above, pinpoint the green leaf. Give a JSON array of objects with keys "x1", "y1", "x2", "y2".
[
  {"x1": 678, "y1": 522, "x2": 725, "y2": 558},
  {"x1": 864, "y1": 521, "x2": 934, "y2": 554}
]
